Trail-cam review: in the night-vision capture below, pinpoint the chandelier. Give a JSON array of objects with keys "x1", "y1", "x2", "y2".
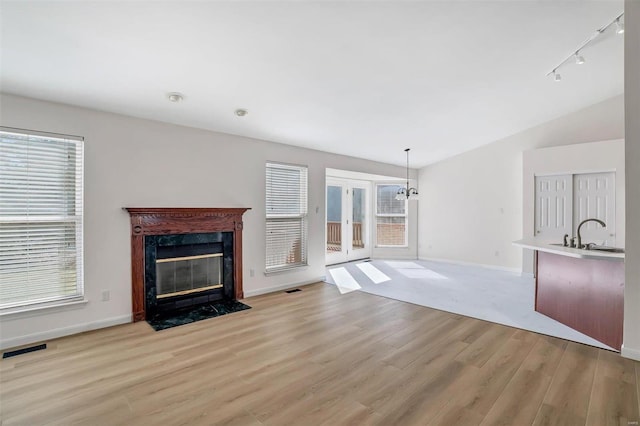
[{"x1": 395, "y1": 148, "x2": 419, "y2": 201}]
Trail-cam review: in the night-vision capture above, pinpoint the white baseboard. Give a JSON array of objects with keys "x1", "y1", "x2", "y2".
[
  {"x1": 419, "y1": 256, "x2": 523, "y2": 274},
  {"x1": 0, "y1": 314, "x2": 132, "y2": 351},
  {"x1": 621, "y1": 344, "x2": 640, "y2": 361},
  {"x1": 243, "y1": 277, "x2": 326, "y2": 298}
]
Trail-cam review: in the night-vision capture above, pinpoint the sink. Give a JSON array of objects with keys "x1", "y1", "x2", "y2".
[
  {"x1": 588, "y1": 246, "x2": 625, "y2": 254},
  {"x1": 547, "y1": 243, "x2": 624, "y2": 253}
]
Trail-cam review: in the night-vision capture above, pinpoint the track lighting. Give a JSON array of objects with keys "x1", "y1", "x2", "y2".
[{"x1": 546, "y1": 12, "x2": 623, "y2": 81}]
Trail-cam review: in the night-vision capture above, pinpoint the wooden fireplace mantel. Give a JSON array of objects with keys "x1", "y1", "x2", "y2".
[{"x1": 124, "y1": 207, "x2": 251, "y2": 322}]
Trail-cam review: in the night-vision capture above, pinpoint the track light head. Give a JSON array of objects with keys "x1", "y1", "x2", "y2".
[{"x1": 546, "y1": 12, "x2": 623, "y2": 82}]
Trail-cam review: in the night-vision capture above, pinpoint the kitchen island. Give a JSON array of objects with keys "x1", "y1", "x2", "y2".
[{"x1": 514, "y1": 239, "x2": 625, "y2": 350}]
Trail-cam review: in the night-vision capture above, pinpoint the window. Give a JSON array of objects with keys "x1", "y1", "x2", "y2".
[
  {"x1": 0, "y1": 128, "x2": 84, "y2": 310},
  {"x1": 265, "y1": 162, "x2": 308, "y2": 272},
  {"x1": 376, "y1": 184, "x2": 407, "y2": 246}
]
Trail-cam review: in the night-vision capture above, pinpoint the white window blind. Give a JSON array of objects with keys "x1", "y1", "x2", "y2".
[
  {"x1": 0, "y1": 129, "x2": 84, "y2": 309},
  {"x1": 376, "y1": 184, "x2": 407, "y2": 246},
  {"x1": 265, "y1": 162, "x2": 308, "y2": 272}
]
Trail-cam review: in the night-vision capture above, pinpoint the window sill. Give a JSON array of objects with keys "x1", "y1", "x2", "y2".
[
  {"x1": 0, "y1": 297, "x2": 89, "y2": 320},
  {"x1": 264, "y1": 264, "x2": 309, "y2": 276}
]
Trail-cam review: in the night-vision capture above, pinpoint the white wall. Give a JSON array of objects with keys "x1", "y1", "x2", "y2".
[
  {"x1": 417, "y1": 95, "x2": 624, "y2": 271},
  {"x1": 0, "y1": 93, "x2": 417, "y2": 349},
  {"x1": 623, "y1": 0, "x2": 640, "y2": 361}
]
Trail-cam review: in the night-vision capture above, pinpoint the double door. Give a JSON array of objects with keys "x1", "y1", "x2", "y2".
[
  {"x1": 326, "y1": 179, "x2": 370, "y2": 265},
  {"x1": 535, "y1": 171, "x2": 616, "y2": 246}
]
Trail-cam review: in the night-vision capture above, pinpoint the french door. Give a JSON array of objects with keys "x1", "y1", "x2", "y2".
[{"x1": 326, "y1": 179, "x2": 371, "y2": 265}]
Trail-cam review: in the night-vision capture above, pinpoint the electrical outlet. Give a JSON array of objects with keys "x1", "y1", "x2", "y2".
[
  {"x1": 250, "y1": 269, "x2": 255, "y2": 278},
  {"x1": 101, "y1": 290, "x2": 110, "y2": 302}
]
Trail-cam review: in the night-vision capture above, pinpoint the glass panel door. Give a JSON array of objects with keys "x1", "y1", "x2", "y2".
[
  {"x1": 352, "y1": 188, "x2": 365, "y2": 250},
  {"x1": 348, "y1": 184, "x2": 370, "y2": 261},
  {"x1": 326, "y1": 184, "x2": 344, "y2": 253},
  {"x1": 326, "y1": 179, "x2": 371, "y2": 265}
]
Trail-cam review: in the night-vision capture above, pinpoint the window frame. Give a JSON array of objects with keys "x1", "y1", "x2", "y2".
[
  {"x1": 265, "y1": 161, "x2": 309, "y2": 273},
  {"x1": 374, "y1": 183, "x2": 408, "y2": 248},
  {"x1": 0, "y1": 127, "x2": 85, "y2": 312}
]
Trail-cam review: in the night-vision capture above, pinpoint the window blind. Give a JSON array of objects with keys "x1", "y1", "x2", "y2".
[
  {"x1": 0, "y1": 129, "x2": 84, "y2": 309},
  {"x1": 265, "y1": 162, "x2": 308, "y2": 272},
  {"x1": 376, "y1": 184, "x2": 407, "y2": 246}
]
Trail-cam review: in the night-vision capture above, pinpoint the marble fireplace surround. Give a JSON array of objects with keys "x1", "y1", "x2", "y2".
[{"x1": 124, "y1": 207, "x2": 250, "y2": 322}]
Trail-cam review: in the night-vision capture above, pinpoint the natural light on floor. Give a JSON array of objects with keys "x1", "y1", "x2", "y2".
[{"x1": 325, "y1": 259, "x2": 613, "y2": 350}]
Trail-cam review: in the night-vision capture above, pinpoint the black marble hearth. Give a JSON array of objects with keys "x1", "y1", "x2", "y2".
[{"x1": 147, "y1": 299, "x2": 251, "y2": 331}]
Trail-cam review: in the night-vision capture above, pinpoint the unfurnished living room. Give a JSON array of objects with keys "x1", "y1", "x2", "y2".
[{"x1": 0, "y1": 1, "x2": 639, "y2": 425}]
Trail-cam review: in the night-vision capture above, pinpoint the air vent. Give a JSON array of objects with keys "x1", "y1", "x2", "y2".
[
  {"x1": 285, "y1": 288, "x2": 302, "y2": 293},
  {"x1": 3, "y1": 343, "x2": 47, "y2": 359}
]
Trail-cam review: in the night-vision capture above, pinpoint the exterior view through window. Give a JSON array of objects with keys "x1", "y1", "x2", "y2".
[{"x1": 376, "y1": 184, "x2": 407, "y2": 246}]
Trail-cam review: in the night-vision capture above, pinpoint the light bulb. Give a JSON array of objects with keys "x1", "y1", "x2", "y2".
[
  {"x1": 575, "y1": 53, "x2": 585, "y2": 65},
  {"x1": 554, "y1": 71, "x2": 562, "y2": 82},
  {"x1": 167, "y1": 93, "x2": 184, "y2": 103},
  {"x1": 616, "y1": 18, "x2": 624, "y2": 34}
]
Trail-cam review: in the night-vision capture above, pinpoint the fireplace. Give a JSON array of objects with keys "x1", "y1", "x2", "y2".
[
  {"x1": 125, "y1": 208, "x2": 250, "y2": 322},
  {"x1": 145, "y1": 232, "x2": 234, "y2": 318}
]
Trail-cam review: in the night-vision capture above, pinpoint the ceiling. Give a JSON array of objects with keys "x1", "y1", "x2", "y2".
[{"x1": 0, "y1": 1, "x2": 624, "y2": 168}]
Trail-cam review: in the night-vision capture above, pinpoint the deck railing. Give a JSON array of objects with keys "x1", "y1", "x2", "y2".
[{"x1": 326, "y1": 221, "x2": 364, "y2": 251}]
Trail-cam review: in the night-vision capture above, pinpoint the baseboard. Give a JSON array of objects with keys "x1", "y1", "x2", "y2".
[
  {"x1": 0, "y1": 314, "x2": 132, "y2": 351},
  {"x1": 418, "y1": 256, "x2": 522, "y2": 274},
  {"x1": 621, "y1": 344, "x2": 640, "y2": 361},
  {"x1": 243, "y1": 277, "x2": 325, "y2": 298}
]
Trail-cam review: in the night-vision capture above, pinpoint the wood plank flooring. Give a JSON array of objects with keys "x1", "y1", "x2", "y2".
[{"x1": 1, "y1": 282, "x2": 638, "y2": 425}]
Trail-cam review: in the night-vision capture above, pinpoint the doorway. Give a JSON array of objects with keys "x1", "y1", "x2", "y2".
[{"x1": 326, "y1": 179, "x2": 371, "y2": 265}]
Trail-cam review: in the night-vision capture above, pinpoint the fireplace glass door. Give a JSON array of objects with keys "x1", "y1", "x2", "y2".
[{"x1": 156, "y1": 253, "x2": 223, "y2": 298}]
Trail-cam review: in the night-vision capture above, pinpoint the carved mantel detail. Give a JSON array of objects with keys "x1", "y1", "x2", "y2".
[{"x1": 124, "y1": 207, "x2": 251, "y2": 322}]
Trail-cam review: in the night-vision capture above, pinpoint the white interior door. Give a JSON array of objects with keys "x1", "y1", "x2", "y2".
[
  {"x1": 326, "y1": 179, "x2": 371, "y2": 265},
  {"x1": 534, "y1": 174, "x2": 573, "y2": 242},
  {"x1": 534, "y1": 172, "x2": 616, "y2": 246},
  {"x1": 573, "y1": 172, "x2": 616, "y2": 246}
]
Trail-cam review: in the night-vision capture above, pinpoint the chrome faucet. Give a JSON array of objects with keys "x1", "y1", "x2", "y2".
[{"x1": 576, "y1": 218, "x2": 606, "y2": 249}]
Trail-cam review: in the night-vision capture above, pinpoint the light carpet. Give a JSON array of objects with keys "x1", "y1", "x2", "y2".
[{"x1": 325, "y1": 259, "x2": 612, "y2": 351}]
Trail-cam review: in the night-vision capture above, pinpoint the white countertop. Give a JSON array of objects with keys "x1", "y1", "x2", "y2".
[{"x1": 513, "y1": 238, "x2": 625, "y2": 261}]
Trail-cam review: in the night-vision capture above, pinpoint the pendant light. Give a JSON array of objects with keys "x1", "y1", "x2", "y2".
[{"x1": 395, "y1": 148, "x2": 419, "y2": 201}]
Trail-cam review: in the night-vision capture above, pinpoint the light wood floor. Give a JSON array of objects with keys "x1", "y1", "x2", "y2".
[{"x1": 1, "y1": 282, "x2": 639, "y2": 426}]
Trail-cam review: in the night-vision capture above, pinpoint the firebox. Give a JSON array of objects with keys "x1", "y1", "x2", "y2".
[{"x1": 144, "y1": 232, "x2": 234, "y2": 319}]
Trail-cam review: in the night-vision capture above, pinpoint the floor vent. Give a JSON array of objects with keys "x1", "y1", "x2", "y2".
[
  {"x1": 285, "y1": 288, "x2": 302, "y2": 293},
  {"x1": 3, "y1": 343, "x2": 47, "y2": 359}
]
